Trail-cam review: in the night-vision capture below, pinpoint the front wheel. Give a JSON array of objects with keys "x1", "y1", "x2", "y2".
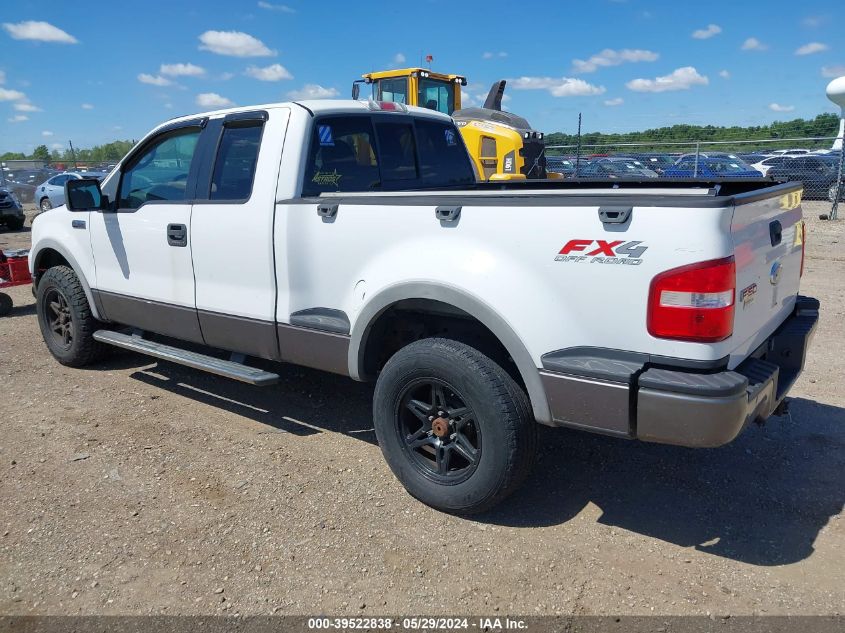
[
  {"x1": 39, "y1": 197, "x2": 52, "y2": 213},
  {"x1": 36, "y1": 266, "x2": 107, "y2": 367},
  {"x1": 373, "y1": 338, "x2": 536, "y2": 514}
]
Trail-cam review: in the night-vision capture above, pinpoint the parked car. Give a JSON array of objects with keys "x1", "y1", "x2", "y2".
[
  {"x1": 663, "y1": 157, "x2": 763, "y2": 178},
  {"x1": 28, "y1": 99, "x2": 817, "y2": 513},
  {"x1": 748, "y1": 155, "x2": 792, "y2": 176},
  {"x1": 545, "y1": 156, "x2": 587, "y2": 177},
  {"x1": 767, "y1": 156, "x2": 845, "y2": 201},
  {"x1": 617, "y1": 153, "x2": 676, "y2": 175},
  {"x1": 0, "y1": 172, "x2": 37, "y2": 204},
  {"x1": 580, "y1": 157, "x2": 658, "y2": 178},
  {"x1": 36, "y1": 171, "x2": 108, "y2": 212},
  {"x1": 0, "y1": 185, "x2": 25, "y2": 230},
  {"x1": 770, "y1": 149, "x2": 811, "y2": 156}
]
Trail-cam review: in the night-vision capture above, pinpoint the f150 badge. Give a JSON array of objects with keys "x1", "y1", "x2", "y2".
[{"x1": 555, "y1": 239, "x2": 648, "y2": 266}]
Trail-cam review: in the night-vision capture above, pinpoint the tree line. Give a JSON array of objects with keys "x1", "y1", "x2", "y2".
[
  {"x1": 1, "y1": 140, "x2": 137, "y2": 164},
  {"x1": 544, "y1": 113, "x2": 841, "y2": 152}
]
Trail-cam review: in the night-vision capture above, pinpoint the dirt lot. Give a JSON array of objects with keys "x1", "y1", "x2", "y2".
[{"x1": 1, "y1": 202, "x2": 843, "y2": 617}]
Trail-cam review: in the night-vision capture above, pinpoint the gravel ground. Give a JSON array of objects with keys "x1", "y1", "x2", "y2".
[{"x1": 1, "y1": 202, "x2": 843, "y2": 616}]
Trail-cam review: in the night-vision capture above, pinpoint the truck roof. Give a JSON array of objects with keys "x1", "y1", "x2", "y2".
[{"x1": 157, "y1": 99, "x2": 453, "y2": 131}]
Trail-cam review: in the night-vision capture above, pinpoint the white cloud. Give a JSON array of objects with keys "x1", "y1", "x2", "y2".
[
  {"x1": 482, "y1": 51, "x2": 508, "y2": 59},
  {"x1": 741, "y1": 37, "x2": 767, "y2": 51},
  {"x1": 41, "y1": 130, "x2": 53, "y2": 137},
  {"x1": 822, "y1": 65, "x2": 845, "y2": 78},
  {"x1": 604, "y1": 97, "x2": 624, "y2": 106},
  {"x1": 0, "y1": 87, "x2": 26, "y2": 101},
  {"x1": 14, "y1": 102, "x2": 41, "y2": 111},
  {"x1": 626, "y1": 66, "x2": 709, "y2": 93},
  {"x1": 160, "y1": 62, "x2": 206, "y2": 77},
  {"x1": 245, "y1": 63, "x2": 293, "y2": 81},
  {"x1": 50, "y1": 143, "x2": 63, "y2": 150},
  {"x1": 163, "y1": 103, "x2": 173, "y2": 109},
  {"x1": 7, "y1": 115, "x2": 28, "y2": 123},
  {"x1": 392, "y1": 53, "x2": 406, "y2": 65},
  {"x1": 198, "y1": 30, "x2": 274, "y2": 57},
  {"x1": 2, "y1": 20, "x2": 78, "y2": 43},
  {"x1": 0, "y1": 70, "x2": 4, "y2": 84},
  {"x1": 691, "y1": 24, "x2": 722, "y2": 39},
  {"x1": 138, "y1": 73, "x2": 173, "y2": 86},
  {"x1": 770, "y1": 103, "x2": 795, "y2": 113},
  {"x1": 257, "y1": 1, "x2": 295, "y2": 12},
  {"x1": 795, "y1": 42, "x2": 828, "y2": 56},
  {"x1": 510, "y1": 76, "x2": 605, "y2": 97},
  {"x1": 719, "y1": 69, "x2": 731, "y2": 79},
  {"x1": 572, "y1": 48, "x2": 658, "y2": 73},
  {"x1": 802, "y1": 15, "x2": 824, "y2": 27},
  {"x1": 196, "y1": 92, "x2": 234, "y2": 108},
  {"x1": 218, "y1": 72, "x2": 235, "y2": 81},
  {"x1": 287, "y1": 84, "x2": 340, "y2": 100},
  {"x1": 81, "y1": 103, "x2": 94, "y2": 110}
]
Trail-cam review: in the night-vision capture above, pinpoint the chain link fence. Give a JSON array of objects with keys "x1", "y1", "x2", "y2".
[{"x1": 546, "y1": 134, "x2": 844, "y2": 220}]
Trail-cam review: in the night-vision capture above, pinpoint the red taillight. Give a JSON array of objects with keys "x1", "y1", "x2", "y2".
[{"x1": 647, "y1": 256, "x2": 736, "y2": 342}]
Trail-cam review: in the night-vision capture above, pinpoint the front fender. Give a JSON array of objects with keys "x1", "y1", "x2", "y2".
[{"x1": 349, "y1": 281, "x2": 552, "y2": 424}]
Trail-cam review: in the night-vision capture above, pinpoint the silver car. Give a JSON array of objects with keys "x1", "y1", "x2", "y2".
[{"x1": 36, "y1": 171, "x2": 107, "y2": 212}]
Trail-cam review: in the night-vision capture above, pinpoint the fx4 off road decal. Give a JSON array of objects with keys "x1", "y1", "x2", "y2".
[{"x1": 555, "y1": 239, "x2": 648, "y2": 266}]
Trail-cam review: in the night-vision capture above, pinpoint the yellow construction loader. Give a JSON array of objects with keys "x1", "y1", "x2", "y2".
[{"x1": 353, "y1": 68, "x2": 553, "y2": 180}]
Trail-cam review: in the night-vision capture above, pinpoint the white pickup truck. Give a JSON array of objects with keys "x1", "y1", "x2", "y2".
[{"x1": 30, "y1": 100, "x2": 818, "y2": 513}]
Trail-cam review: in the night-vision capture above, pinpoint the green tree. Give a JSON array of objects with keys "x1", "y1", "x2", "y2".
[{"x1": 31, "y1": 145, "x2": 51, "y2": 161}]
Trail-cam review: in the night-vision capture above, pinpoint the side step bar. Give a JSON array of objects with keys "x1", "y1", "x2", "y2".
[{"x1": 93, "y1": 330, "x2": 279, "y2": 386}]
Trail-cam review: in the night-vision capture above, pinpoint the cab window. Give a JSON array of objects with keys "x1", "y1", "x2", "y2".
[
  {"x1": 417, "y1": 78, "x2": 454, "y2": 114},
  {"x1": 376, "y1": 78, "x2": 408, "y2": 105},
  {"x1": 118, "y1": 128, "x2": 201, "y2": 210},
  {"x1": 302, "y1": 117, "x2": 379, "y2": 196},
  {"x1": 209, "y1": 122, "x2": 263, "y2": 201}
]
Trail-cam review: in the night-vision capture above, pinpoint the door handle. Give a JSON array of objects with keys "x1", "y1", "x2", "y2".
[
  {"x1": 167, "y1": 223, "x2": 187, "y2": 247},
  {"x1": 769, "y1": 220, "x2": 782, "y2": 247}
]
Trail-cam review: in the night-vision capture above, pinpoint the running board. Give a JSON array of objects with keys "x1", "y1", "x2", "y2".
[{"x1": 93, "y1": 330, "x2": 279, "y2": 386}]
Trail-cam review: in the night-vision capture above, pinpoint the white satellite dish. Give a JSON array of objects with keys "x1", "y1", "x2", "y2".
[{"x1": 826, "y1": 76, "x2": 845, "y2": 151}]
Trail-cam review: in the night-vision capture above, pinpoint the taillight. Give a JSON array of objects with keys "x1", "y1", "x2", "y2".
[
  {"x1": 799, "y1": 220, "x2": 806, "y2": 278},
  {"x1": 647, "y1": 256, "x2": 736, "y2": 342}
]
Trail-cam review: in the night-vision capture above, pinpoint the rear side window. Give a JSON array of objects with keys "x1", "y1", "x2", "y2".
[
  {"x1": 210, "y1": 122, "x2": 263, "y2": 201},
  {"x1": 414, "y1": 119, "x2": 474, "y2": 186},
  {"x1": 302, "y1": 117, "x2": 379, "y2": 196}
]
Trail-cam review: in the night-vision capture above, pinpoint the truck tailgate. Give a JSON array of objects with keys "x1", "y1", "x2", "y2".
[{"x1": 729, "y1": 186, "x2": 804, "y2": 366}]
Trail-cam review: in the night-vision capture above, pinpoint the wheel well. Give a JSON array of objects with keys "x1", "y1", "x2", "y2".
[
  {"x1": 361, "y1": 299, "x2": 524, "y2": 388},
  {"x1": 33, "y1": 248, "x2": 70, "y2": 286}
]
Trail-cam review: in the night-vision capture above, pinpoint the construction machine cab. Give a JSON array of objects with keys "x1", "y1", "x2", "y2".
[{"x1": 353, "y1": 68, "x2": 467, "y2": 115}]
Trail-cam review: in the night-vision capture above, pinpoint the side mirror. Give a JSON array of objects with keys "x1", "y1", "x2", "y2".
[
  {"x1": 352, "y1": 82, "x2": 360, "y2": 100},
  {"x1": 65, "y1": 178, "x2": 104, "y2": 211}
]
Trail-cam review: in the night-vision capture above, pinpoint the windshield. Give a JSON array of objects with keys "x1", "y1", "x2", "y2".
[
  {"x1": 375, "y1": 77, "x2": 408, "y2": 105},
  {"x1": 417, "y1": 78, "x2": 455, "y2": 115}
]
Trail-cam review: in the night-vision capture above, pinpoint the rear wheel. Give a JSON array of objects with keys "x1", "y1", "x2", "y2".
[
  {"x1": 39, "y1": 197, "x2": 52, "y2": 213},
  {"x1": 36, "y1": 266, "x2": 107, "y2": 367},
  {"x1": 373, "y1": 338, "x2": 536, "y2": 514},
  {"x1": 0, "y1": 293, "x2": 12, "y2": 316}
]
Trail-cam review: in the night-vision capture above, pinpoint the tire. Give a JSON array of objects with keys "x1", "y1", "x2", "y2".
[
  {"x1": 0, "y1": 293, "x2": 12, "y2": 316},
  {"x1": 36, "y1": 266, "x2": 107, "y2": 367},
  {"x1": 373, "y1": 338, "x2": 537, "y2": 514},
  {"x1": 39, "y1": 197, "x2": 52, "y2": 213},
  {"x1": 5, "y1": 216, "x2": 24, "y2": 231}
]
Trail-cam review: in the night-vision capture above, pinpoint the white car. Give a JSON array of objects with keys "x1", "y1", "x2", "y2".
[
  {"x1": 749, "y1": 155, "x2": 790, "y2": 176},
  {"x1": 769, "y1": 149, "x2": 811, "y2": 156},
  {"x1": 36, "y1": 171, "x2": 107, "y2": 213},
  {"x1": 28, "y1": 100, "x2": 818, "y2": 513}
]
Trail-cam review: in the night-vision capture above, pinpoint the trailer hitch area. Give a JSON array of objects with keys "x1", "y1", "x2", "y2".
[{"x1": 773, "y1": 398, "x2": 790, "y2": 418}]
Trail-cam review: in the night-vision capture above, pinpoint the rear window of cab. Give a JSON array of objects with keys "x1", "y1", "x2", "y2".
[{"x1": 302, "y1": 115, "x2": 475, "y2": 196}]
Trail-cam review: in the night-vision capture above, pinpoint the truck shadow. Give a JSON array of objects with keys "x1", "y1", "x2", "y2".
[{"x1": 110, "y1": 353, "x2": 843, "y2": 567}]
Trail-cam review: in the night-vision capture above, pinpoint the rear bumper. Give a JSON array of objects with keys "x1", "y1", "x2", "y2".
[{"x1": 539, "y1": 296, "x2": 819, "y2": 447}]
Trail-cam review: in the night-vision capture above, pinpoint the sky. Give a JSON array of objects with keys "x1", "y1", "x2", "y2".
[{"x1": 1, "y1": 0, "x2": 844, "y2": 154}]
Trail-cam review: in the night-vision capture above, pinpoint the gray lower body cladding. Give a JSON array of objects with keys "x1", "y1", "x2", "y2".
[{"x1": 539, "y1": 296, "x2": 819, "y2": 447}]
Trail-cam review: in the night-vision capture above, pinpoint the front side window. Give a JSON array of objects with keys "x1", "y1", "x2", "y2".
[
  {"x1": 376, "y1": 78, "x2": 408, "y2": 105},
  {"x1": 302, "y1": 117, "x2": 379, "y2": 196},
  {"x1": 49, "y1": 175, "x2": 70, "y2": 186},
  {"x1": 210, "y1": 123, "x2": 263, "y2": 201},
  {"x1": 118, "y1": 128, "x2": 200, "y2": 210},
  {"x1": 417, "y1": 78, "x2": 455, "y2": 115}
]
